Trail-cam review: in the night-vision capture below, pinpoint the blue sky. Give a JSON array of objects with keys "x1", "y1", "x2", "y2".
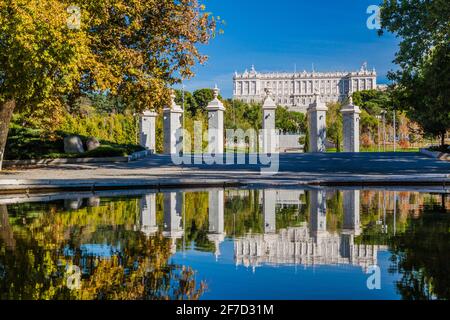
[
  {"x1": 172, "y1": 242, "x2": 401, "y2": 299},
  {"x1": 178, "y1": 0, "x2": 399, "y2": 98}
]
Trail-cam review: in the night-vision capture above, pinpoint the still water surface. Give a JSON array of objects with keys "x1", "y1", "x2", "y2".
[{"x1": 0, "y1": 188, "x2": 448, "y2": 300}]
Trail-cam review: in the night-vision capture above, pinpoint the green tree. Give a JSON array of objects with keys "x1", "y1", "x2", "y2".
[
  {"x1": 243, "y1": 103, "x2": 262, "y2": 131},
  {"x1": 352, "y1": 89, "x2": 392, "y2": 116},
  {"x1": 193, "y1": 88, "x2": 222, "y2": 112},
  {"x1": 326, "y1": 102, "x2": 343, "y2": 151},
  {"x1": 379, "y1": 0, "x2": 450, "y2": 147},
  {"x1": 275, "y1": 106, "x2": 306, "y2": 133},
  {"x1": 224, "y1": 100, "x2": 261, "y2": 131},
  {"x1": 174, "y1": 89, "x2": 198, "y2": 116}
]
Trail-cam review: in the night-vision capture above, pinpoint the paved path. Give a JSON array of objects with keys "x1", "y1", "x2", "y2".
[{"x1": 0, "y1": 152, "x2": 449, "y2": 192}]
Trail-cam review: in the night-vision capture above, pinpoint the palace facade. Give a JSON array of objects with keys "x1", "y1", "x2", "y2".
[{"x1": 233, "y1": 64, "x2": 377, "y2": 113}]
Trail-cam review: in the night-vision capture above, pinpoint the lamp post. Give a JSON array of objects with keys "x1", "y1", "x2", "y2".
[
  {"x1": 393, "y1": 108, "x2": 396, "y2": 152},
  {"x1": 182, "y1": 82, "x2": 185, "y2": 122},
  {"x1": 376, "y1": 115, "x2": 381, "y2": 152},
  {"x1": 391, "y1": 81, "x2": 396, "y2": 152},
  {"x1": 381, "y1": 110, "x2": 387, "y2": 152},
  {"x1": 182, "y1": 82, "x2": 186, "y2": 152},
  {"x1": 134, "y1": 112, "x2": 138, "y2": 145}
]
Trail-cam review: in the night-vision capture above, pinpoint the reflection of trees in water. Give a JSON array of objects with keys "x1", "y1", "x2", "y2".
[
  {"x1": 0, "y1": 205, "x2": 15, "y2": 249},
  {"x1": 224, "y1": 190, "x2": 263, "y2": 236},
  {"x1": 275, "y1": 205, "x2": 306, "y2": 229},
  {"x1": 388, "y1": 197, "x2": 450, "y2": 300},
  {"x1": 182, "y1": 192, "x2": 213, "y2": 252},
  {"x1": 0, "y1": 201, "x2": 205, "y2": 300},
  {"x1": 1, "y1": 190, "x2": 449, "y2": 300},
  {"x1": 325, "y1": 190, "x2": 343, "y2": 232}
]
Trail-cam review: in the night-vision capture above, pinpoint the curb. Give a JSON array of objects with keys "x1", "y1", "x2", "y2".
[
  {"x1": 0, "y1": 179, "x2": 245, "y2": 194},
  {"x1": 127, "y1": 150, "x2": 151, "y2": 161},
  {"x1": 2, "y1": 150, "x2": 151, "y2": 168},
  {"x1": 0, "y1": 176, "x2": 448, "y2": 195}
]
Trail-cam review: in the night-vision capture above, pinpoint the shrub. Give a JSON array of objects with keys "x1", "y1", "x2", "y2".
[
  {"x1": 399, "y1": 139, "x2": 410, "y2": 149},
  {"x1": 5, "y1": 115, "x2": 144, "y2": 160},
  {"x1": 58, "y1": 113, "x2": 138, "y2": 145},
  {"x1": 428, "y1": 145, "x2": 450, "y2": 153},
  {"x1": 80, "y1": 145, "x2": 128, "y2": 158}
]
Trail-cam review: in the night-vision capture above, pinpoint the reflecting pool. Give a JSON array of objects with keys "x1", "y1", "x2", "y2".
[{"x1": 0, "y1": 188, "x2": 449, "y2": 300}]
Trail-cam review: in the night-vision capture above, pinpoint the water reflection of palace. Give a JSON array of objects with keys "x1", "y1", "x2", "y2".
[
  {"x1": 235, "y1": 190, "x2": 386, "y2": 270},
  {"x1": 138, "y1": 189, "x2": 388, "y2": 269}
]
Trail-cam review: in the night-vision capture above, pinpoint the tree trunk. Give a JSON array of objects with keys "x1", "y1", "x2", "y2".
[
  {"x1": 0, "y1": 99, "x2": 16, "y2": 171},
  {"x1": 441, "y1": 132, "x2": 446, "y2": 148}
]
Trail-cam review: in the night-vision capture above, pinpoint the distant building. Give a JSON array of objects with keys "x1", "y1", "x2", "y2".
[
  {"x1": 233, "y1": 63, "x2": 377, "y2": 113},
  {"x1": 234, "y1": 226, "x2": 387, "y2": 270}
]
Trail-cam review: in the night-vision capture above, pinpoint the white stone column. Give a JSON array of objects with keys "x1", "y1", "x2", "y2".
[
  {"x1": 307, "y1": 92, "x2": 328, "y2": 152},
  {"x1": 140, "y1": 193, "x2": 158, "y2": 237},
  {"x1": 207, "y1": 189, "x2": 225, "y2": 259},
  {"x1": 341, "y1": 96, "x2": 361, "y2": 152},
  {"x1": 162, "y1": 192, "x2": 184, "y2": 253},
  {"x1": 86, "y1": 197, "x2": 100, "y2": 207},
  {"x1": 206, "y1": 85, "x2": 225, "y2": 156},
  {"x1": 343, "y1": 190, "x2": 361, "y2": 236},
  {"x1": 163, "y1": 91, "x2": 183, "y2": 155},
  {"x1": 263, "y1": 189, "x2": 276, "y2": 234},
  {"x1": 262, "y1": 88, "x2": 278, "y2": 154},
  {"x1": 309, "y1": 189, "x2": 327, "y2": 237},
  {"x1": 139, "y1": 110, "x2": 157, "y2": 153}
]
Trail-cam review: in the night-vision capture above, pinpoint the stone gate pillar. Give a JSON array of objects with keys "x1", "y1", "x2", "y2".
[
  {"x1": 341, "y1": 189, "x2": 361, "y2": 260},
  {"x1": 262, "y1": 88, "x2": 277, "y2": 154},
  {"x1": 263, "y1": 189, "x2": 276, "y2": 234},
  {"x1": 343, "y1": 190, "x2": 361, "y2": 235},
  {"x1": 139, "y1": 110, "x2": 157, "y2": 153},
  {"x1": 341, "y1": 96, "x2": 361, "y2": 152},
  {"x1": 309, "y1": 189, "x2": 327, "y2": 238},
  {"x1": 163, "y1": 91, "x2": 183, "y2": 155},
  {"x1": 162, "y1": 192, "x2": 184, "y2": 253},
  {"x1": 140, "y1": 193, "x2": 158, "y2": 237},
  {"x1": 208, "y1": 189, "x2": 225, "y2": 259},
  {"x1": 206, "y1": 85, "x2": 225, "y2": 156},
  {"x1": 307, "y1": 92, "x2": 328, "y2": 152}
]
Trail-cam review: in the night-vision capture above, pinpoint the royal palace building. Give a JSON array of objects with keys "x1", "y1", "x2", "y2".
[{"x1": 233, "y1": 64, "x2": 377, "y2": 113}]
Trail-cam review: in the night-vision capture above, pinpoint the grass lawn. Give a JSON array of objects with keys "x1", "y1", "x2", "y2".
[{"x1": 326, "y1": 147, "x2": 419, "y2": 153}]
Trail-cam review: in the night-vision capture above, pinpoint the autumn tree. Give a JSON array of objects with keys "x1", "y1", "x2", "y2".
[
  {"x1": 0, "y1": 0, "x2": 217, "y2": 169},
  {"x1": 0, "y1": 0, "x2": 89, "y2": 169}
]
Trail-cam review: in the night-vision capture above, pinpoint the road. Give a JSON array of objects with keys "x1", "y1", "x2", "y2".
[{"x1": 0, "y1": 152, "x2": 449, "y2": 192}]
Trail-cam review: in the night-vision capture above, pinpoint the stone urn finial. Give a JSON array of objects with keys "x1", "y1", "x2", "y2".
[
  {"x1": 313, "y1": 89, "x2": 321, "y2": 102},
  {"x1": 348, "y1": 95, "x2": 353, "y2": 105},
  {"x1": 170, "y1": 89, "x2": 176, "y2": 106},
  {"x1": 213, "y1": 84, "x2": 220, "y2": 99}
]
